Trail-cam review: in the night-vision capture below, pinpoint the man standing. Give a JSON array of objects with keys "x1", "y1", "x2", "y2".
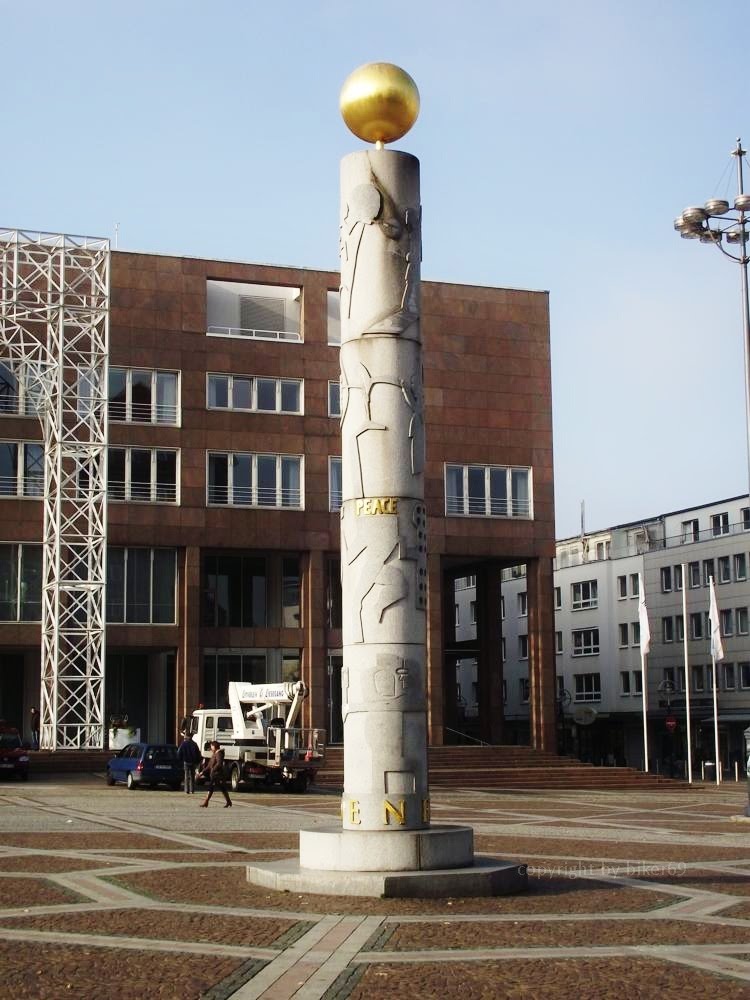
[
  {"x1": 177, "y1": 732, "x2": 201, "y2": 794},
  {"x1": 29, "y1": 707, "x2": 40, "y2": 751}
]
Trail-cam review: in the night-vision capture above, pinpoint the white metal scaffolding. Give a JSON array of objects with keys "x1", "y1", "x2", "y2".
[{"x1": 0, "y1": 229, "x2": 109, "y2": 749}]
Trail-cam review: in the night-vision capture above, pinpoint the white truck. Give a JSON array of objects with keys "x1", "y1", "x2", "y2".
[{"x1": 181, "y1": 680, "x2": 325, "y2": 794}]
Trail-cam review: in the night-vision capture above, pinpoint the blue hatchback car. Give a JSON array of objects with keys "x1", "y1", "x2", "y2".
[{"x1": 106, "y1": 743, "x2": 182, "y2": 790}]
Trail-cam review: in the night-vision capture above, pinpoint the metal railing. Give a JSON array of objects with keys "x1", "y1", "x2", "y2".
[{"x1": 207, "y1": 325, "x2": 301, "y2": 343}]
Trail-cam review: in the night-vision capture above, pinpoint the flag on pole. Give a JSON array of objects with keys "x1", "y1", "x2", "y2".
[
  {"x1": 709, "y1": 576, "x2": 725, "y2": 662},
  {"x1": 638, "y1": 572, "x2": 651, "y2": 656}
]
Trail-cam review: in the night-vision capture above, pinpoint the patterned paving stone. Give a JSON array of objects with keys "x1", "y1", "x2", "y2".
[
  {"x1": 0, "y1": 855, "x2": 121, "y2": 873},
  {"x1": 0, "y1": 876, "x2": 83, "y2": 907},
  {"x1": 339, "y1": 957, "x2": 750, "y2": 1000},
  {"x1": 475, "y1": 835, "x2": 750, "y2": 862}
]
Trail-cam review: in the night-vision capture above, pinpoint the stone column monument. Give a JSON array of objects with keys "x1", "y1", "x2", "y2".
[{"x1": 247, "y1": 64, "x2": 526, "y2": 896}]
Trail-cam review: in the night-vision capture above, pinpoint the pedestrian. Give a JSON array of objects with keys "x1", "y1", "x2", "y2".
[
  {"x1": 29, "y1": 707, "x2": 40, "y2": 751},
  {"x1": 199, "y1": 740, "x2": 232, "y2": 808},
  {"x1": 177, "y1": 732, "x2": 202, "y2": 794}
]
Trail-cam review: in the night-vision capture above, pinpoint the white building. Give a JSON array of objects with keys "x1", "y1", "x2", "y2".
[{"x1": 453, "y1": 495, "x2": 750, "y2": 774}]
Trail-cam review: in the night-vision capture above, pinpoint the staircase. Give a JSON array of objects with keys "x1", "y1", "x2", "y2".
[{"x1": 313, "y1": 745, "x2": 691, "y2": 791}]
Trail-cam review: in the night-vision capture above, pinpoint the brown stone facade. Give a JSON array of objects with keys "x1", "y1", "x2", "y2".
[{"x1": 0, "y1": 250, "x2": 555, "y2": 749}]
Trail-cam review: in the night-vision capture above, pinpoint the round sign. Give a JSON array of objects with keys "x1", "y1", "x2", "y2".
[{"x1": 665, "y1": 716, "x2": 677, "y2": 733}]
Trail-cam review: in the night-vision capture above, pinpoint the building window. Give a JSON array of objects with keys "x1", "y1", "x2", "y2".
[
  {"x1": 620, "y1": 670, "x2": 631, "y2": 695},
  {"x1": 681, "y1": 518, "x2": 699, "y2": 543},
  {"x1": 501, "y1": 637, "x2": 506, "y2": 662},
  {"x1": 207, "y1": 452, "x2": 302, "y2": 509},
  {"x1": 707, "y1": 664, "x2": 715, "y2": 691},
  {"x1": 0, "y1": 543, "x2": 42, "y2": 621},
  {"x1": 327, "y1": 290, "x2": 341, "y2": 346},
  {"x1": 202, "y1": 553, "x2": 269, "y2": 628},
  {"x1": 662, "y1": 617, "x2": 674, "y2": 643},
  {"x1": 676, "y1": 614, "x2": 684, "y2": 641},
  {"x1": 326, "y1": 557, "x2": 342, "y2": 629},
  {"x1": 454, "y1": 604, "x2": 459, "y2": 627},
  {"x1": 618, "y1": 623, "x2": 629, "y2": 647},
  {"x1": 740, "y1": 662, "x2": 750, "y2": 689},
  {"x1": 328, "y1": 381, "x2": 341, "y2": 417},
  {"x1": 723, "y1": 662, "x2": 736, "y2": 690},
  {"x1": 206, "y1": 280, "x2": 301, "y2": 342},
  {"x1": 207, "y1": 373, "x2": 302, "y2": 414},
  {"x1": 0, "y1": 361, "x2": 43, "y2": 416},
  {"x1": 721, "y1": 608, "x2": 733, "y2": 637},
  {"x1": 630, "y1": 573, "x2": 640, "y2": 598},
  {"x1": 519, "y1": 634, "x2": 529, "y2": 659},
  {"x1": 518, "y1": 592, "x2": 528, "y2": 616},
  {"x1": 328, "y1": 457, "x2": 342, "y2": 512},
  {"x1": 470, "y1": 601, "x2": 477, "y2": 624},
  {"x1": 743, "y1": 508, "x2": 750, "y2": 531},
  {"x1": 631, "y1": 622, "x2": 640, "y2": 647},
  {"x1": 711, "y1": 512, "x2": 729, "y2": 536},
  {"x1": 595, "y1": 540, "x2": 609, "y2": 560},
  {"x1": 702, "y1": 559, "x2": 714, "y2": 586},
  {"x1": 519, "y1": 677, "x2": 529, "y2": 702},
  {"x1": 571, "y1": 580, "x2": 598, "y2": 611},
  {"x1": 572, "y1": 628, "x2": 599, "y2": 657},
  {"x1": 106, "y1": 547, "x2": 176, "y2": 624},
  {"x1": 633, "y1": 671, "x2": 643, "y2": 695},
  {"x1": 0, "y1": 441, "x2": 44, "y2": 498},
  {"x1": 692, "y1": 664, "x2": 704, "y2": 691},
  {"x1": 107, "y1": 448, "x2": 178, "y2": 503},
  {"x1": 736, "y1": 606, "x2": 748, "y2": 636},
  {"x1": 660, "y1": 566, "x2": 672, "y2": 592},
  {"x1": 735, "y1": 553, "x2": 747, "y2": 582},
  {"x1": 555, "y1": 631, "x2": 563, "y2": 654},
  {"x1": 500, "y1": 595, "x2": 505, "y2": 619},
  {"x1": 688, "y1": 561, "x2": 700, "y2": 588},
  {"x1": 674, "y1": 564, "x2": 683, "y2": 591},
  {"x1": 109, "y1": 368, "x2": 179, "y2": 424},
  {"x1": 444, "y1": 464, "x2": 532, "y2": 518},
  {"x1": 717, "y1": 555, "x2": 731, "y2": 584},
  {"x1": 689, "y1": 612, "x2": 704, "y2": 640},
  {"x1": 554, "y1": 586, "x2": 562, "y2": 610},
  {"x1": 574, "y1": 672, "x2": 601, "y2": 702},
  {"x1": 617, "y1": 575, "x2": 627, "y2": 599},
  {"x1": 202, "y1": 649, "x2": 300, "y2": 707}
]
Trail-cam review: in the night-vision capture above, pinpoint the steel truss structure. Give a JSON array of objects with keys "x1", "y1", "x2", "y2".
[{"x1": 0, "y1": 229, "x2": 109, "y2": 749}]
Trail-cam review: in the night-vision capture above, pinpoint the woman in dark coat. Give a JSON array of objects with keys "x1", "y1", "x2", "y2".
[{"x1": 199, "y1": 740, "x2": 232, "y2": 808}]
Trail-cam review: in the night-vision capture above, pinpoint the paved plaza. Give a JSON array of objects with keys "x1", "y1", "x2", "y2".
[{"x1": 0, "y1": 775, "x2": 749, "y2": 999}]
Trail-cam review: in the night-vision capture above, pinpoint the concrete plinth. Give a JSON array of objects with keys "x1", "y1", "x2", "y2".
[
  {"x1": 246, "y1": 855, "x2": 527, "y2": 899},
  {"x1": 299, "y1": 823, "x2": 473, "y2": 871}
]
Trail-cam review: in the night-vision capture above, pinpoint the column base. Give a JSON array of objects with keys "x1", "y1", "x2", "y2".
[{"x1": 245, "y1": 824, "x2": 528, "y2": 898}]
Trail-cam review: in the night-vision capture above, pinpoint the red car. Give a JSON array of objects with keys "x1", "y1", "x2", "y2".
[{"x1": 0, "y1": 727, "x2": 30, "y2": 780}]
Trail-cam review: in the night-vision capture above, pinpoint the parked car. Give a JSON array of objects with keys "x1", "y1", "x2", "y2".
[
  {"x1": 106, "y1": 743, "x2": 181, "y2": 790},
  {"x1": 0, "y1": 727, "x2": 30, "y2": 780}
]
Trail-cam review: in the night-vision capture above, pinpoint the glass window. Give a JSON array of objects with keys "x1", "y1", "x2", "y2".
[
  {"x1": 662, "y1": 617, "x2": 674, "y2": 643},
  {"x1": 574, "y1": 672, "x2": 601, "y2": 702},
  {"x1": 126, "y1": 549, "x2": 151, "y2": 624},
  {"x1": 445, "y1": 464, "x2": 531, "y2": 518},
  {"x1": 620, "y1": 671, "x2": 631, "y2": 695},
  {"x1": 156, "y1": 372, "x2": 177, "y2": 423},
  {"x1": 130, "y1": 450, "x2": 151, "y2": 501},
  {"x1": 243, "y1": 556, "x2": 266, "y2": 627},
  {"x1": 572, "y1": 628, "x2": 599, "y2": 656},
  {"x1": 281, "y1": 457, "x2": 301, "y2": 508},
  {"x1": 152, "y1": 549, "x2": 176, "y2": 624},
  {"x1": 735, "y1": 553, "x2": 747, "y2": 582},
  {"x1": 328, "y1": 381, "x2": 341, "y2": 417},
  {"x1": 617, "y1": 575, "x2": 627, "y2": 599},
  {"x1": 208, "y1": 374, "x2": 229, "y2": 408},
  {"x1": 555, "y1": 631, "x2": 563, "y2": 654},
  {"x1": 633, "y1": 671, "x2": 643, "y2": 695},
  {"x1": 232, "y1": 454, "x2": 252, "y2": 505},
  {"x1": 511, "y1": 469, "x2": 529, "y2": 516},
  {"x1": 155, "y1": 451, "x2": 177, "y2": 502},
  {"x1": 108, "y1": 448, "x2": 126, "y2": 500},
  {"x1": 736, "y1": 607, "x2": 748, "y2": 635},
  {"x1": 519, "y1": 635, "x2": 528, "y2": 660},
  {"x1": 489, "y1": 468, "x2": 508, "y2": 516},
  {"x1": 571, "y1": 580, "x2": 597, "y2": 610},
  {"x1": 630, "y1": 574, "x2": 639, "y2": 597},
  {"x1": 518, "y1": 592, "x2": 527, "y2": 616},
  {"x1": 0, "y1": 544, "x2": 18, "y2": 620},
  {"x1": 326, "y1": 556, "x2": 342, "y2": 629},
  {"x1": 20, "y1": 545, "x2": 42, "y2": 621},
  {"x1": 676, "y1": 615, "x2": 684, "y2": 641},
  {"x1": 282, "y1": 557, "x2": 300, "y2": 628},
  {"x1": 130, "y1": 370, "x2": 152, "y2": 423},
  {"x1": 445, "y1": 465, "x2": 464, "y2": 515},
  {"x1": 329, "y1": 457, "x2": 342, "y2": 512},
  {"x1": 724, "y1": 662, "x2": 736, "y2": 690},
  {"x1": 554, "y1": 587, "x2": 561, "y2": 610},
  {"x1": 208, "y1": 454, "x2": 228, "y2": 504},
  {"x1": 233, "y1": 377, "x2": 253, "y2": 410},
  {"x1": 327, "y1": 290, "x2": 341, "y2": 346},
  {"x1": 280, "y1": 380, "x2": 300, "y2": 413},
  {"x1": 740, "y1": 662, "x2": 750, "y2": 689},
  {"x1": 674, "y1": 564, "x2": 683, "y2": 591},
  {"x1": 257, "y1": 455, "x2": 277, "y2": 506},
  {"x1": 718, "y1": 556, "x2": 731, "y2": 585},
  {"x1": 106, "y1": 548, "x2": 125, "y2": 622},
  {"x1": 109, "y1": 369, "x2": 127, "y2": 420},
  {"x1": 711, "y1": 512, "x2": 729, "y2": 536},
  {"x1": 256, "y1": 379, "x2": 277, "y2": 412},
  {"x1": 688, "y1": 562, "x2": 700, "y2": 588},
  {"x1": 689, "y1": 612, "x2": 704, "y2": 640},
  {"x1": 619, "y1": 623, "x2": 629, "y2": 647},
  {"x1": 0, "y1": 443, "x2": 18, "y2": 496},
  {"x1": 23, "y1": 443, "x2": 44, "y2": 497},
  {"x1": 681, "y1": 519, "x2": 699, "y2": 543},
  {"x1": 702, "y1": 559, "x2": 715, "y2": 586},
  {"x1": 721, "y1": 608, "x2": 733, "y2": 637},
  {"x1": 660, "y1": 566, "x2": 672, "y2": 592}
]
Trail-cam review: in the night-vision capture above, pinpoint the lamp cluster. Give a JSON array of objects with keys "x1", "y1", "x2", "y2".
[{"x1": 675, "y1": 142, "x2": 750, "y2": 260}]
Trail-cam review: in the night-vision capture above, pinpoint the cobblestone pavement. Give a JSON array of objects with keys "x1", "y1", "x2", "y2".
[{"x1": 0, "y1": 776, "x2": 749, "y2": 999}]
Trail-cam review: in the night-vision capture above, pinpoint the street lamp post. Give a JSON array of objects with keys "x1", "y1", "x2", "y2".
[{"x1": 675, "y1": 138, "x2": 750, "y2": 491}]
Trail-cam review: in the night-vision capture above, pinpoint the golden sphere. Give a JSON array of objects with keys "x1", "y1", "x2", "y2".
[{"x1": 340, "y1": 62, "x2": 420, "y2": 144}]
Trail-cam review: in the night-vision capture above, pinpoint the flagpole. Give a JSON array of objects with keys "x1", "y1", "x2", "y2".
[
  {"x1": 681, "y1": 563, "x2": 692, "y2": 783},
  {"x1": 638, "y1": 572, "x2": 651, "y2": 774},
  {"x1": 711, "y1": 654, "x2": 720, "y2": 786},
  {"x1": 641, "y1": 651, "x2": 649, "y2": 772}
]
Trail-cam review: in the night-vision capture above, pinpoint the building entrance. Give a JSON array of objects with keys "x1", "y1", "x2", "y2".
[{"x1": 0, "y1": 654, "x2": 24, "y2": 732}]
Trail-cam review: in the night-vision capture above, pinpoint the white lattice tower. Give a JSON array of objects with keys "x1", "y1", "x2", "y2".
[{"x1": 0, "y1": 229, "x2": 109, "y2": 749}]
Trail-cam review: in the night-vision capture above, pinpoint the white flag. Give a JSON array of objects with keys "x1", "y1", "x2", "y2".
[
  {"x1": 638, "y1": 572, "x2": 651, "y2": 656},
  {"x1": 709, "y1": 576, "x2": 724, "y2": 662}
]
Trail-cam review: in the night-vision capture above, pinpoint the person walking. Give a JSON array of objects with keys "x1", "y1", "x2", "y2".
[
  {"x1": 199, "y1": 740, "x2": 232, "y2": 808},
  {"x1": 177, "y1": 732, "x2": 202, "y2": 794},
  {"x1": 29, "y1": 707, "x2": 40, "y2": 751}
]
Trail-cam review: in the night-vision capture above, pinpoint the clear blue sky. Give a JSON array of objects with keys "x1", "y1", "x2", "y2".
[{"x1": 3, "y1": 1, "x2": 748, "y2": 538}]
